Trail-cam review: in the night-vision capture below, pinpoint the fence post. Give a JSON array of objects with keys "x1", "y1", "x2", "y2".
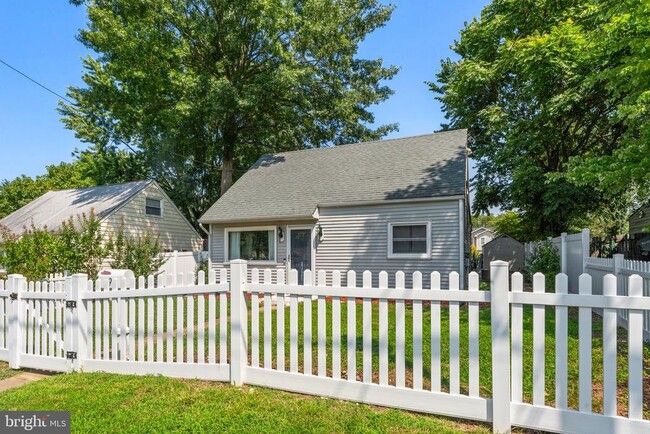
[
  {"x1": 613, "y1": 254, "x2": 624, "y2": 296},
  {"x1": 560, "y1": 232, "x2": 567, "y2": 274},
  {"x1": 230, "y1": 259, "x2": 248, "y2": 386},
  {"x1": 491, "y1": 261, "x2": 511, "y2": 433},
  {"x1": 7, "y1": 274, "x2": 26, "y2": 369},
  {"x1": 68, "y1": 274, "x2": 89, "y2": 371},
  {"x1": 581, "y1": 228, "x2": 590, "y2": 274}
]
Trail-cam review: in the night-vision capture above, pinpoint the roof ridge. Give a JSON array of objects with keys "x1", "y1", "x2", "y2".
[
  {"x1": 262, "y1": 129, "x2": 467, "y2": 159},
  {"x1": 46, "y1": 179, "x2": 153, "y2": 195}
]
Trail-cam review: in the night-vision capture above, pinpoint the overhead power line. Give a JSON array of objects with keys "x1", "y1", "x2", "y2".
[{"x1": 0, "y1": 57, "x2": 225, "y2": 171}]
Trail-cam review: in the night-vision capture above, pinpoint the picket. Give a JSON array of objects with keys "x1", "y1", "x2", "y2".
[
  {"x1": 430, "y1": 271, "x2": 441, "y2": 393},
  {"x1": 346, "y1": 270, "x2": 356, "y2": 382},
  {"x1": 303, "y1": 269, "x2": 313, "y2": 376},
  {"x1": 448, "y1": 272, "x2": 460, "y2": 395},
  {"x1": 579, "y1": 273, "x2": 592, "y2": 413},
  {"x1": 532, "y1": 273, "x2": 545, "y2": 406},
  {"x1": 362, "y1": 270, "x2": 372, "y2": 384},
  {"x1": 555, "y1": 273, "x2": 569, "y2": 410},
  {"x1": 378, "y1": 271, "x2": 388, "y2": 387}
]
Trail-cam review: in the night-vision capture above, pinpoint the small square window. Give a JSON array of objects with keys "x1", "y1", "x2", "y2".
[
  {"x1": 388, "y1": 223, "x2": 430, "y2": 259},
  {"x1": 145, "y1": 198, "x2": 162, "y2": 216}
]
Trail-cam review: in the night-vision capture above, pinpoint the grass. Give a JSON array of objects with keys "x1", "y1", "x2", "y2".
[
  {"x1": 0, "y1": 372, "x2": 492, "y2": 433},
  {"x1": 0, "y1": 361, "x2": 20, "y2": 381}
]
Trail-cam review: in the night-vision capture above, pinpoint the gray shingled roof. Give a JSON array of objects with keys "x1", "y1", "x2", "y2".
[
  {"x1": 200, "y1": 129, "x2": 467, "y2": 223},
  {"x1": 0, "y1": 180, "x2": 153, "y2": 234}
]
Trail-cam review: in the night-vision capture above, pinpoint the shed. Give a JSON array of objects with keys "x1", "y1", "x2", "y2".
[{"x1": 482, "y1": 234, "x2": 525, "y2": 274}]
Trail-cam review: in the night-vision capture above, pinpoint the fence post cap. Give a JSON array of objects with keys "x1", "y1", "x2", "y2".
[
  {"x1": 229, "y1": 259, "x2": 248, "y2": 265},
  {"x1": 490, "y1": 260, "x2": 509, "y2": 268},
  {"x1": 72, "y1": 273, "x2": 88, "y2": 278}
]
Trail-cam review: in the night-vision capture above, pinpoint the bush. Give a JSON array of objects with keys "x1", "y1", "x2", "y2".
[
  {"x1": 0, "y1": 211, "x2": 166, "y2": 281},
  {"x1": 106, "y1": 222, "x2": 166, "y2": 278},
  {"x1": 523, "y1": 239, "x2": 560, "y2": 286}
]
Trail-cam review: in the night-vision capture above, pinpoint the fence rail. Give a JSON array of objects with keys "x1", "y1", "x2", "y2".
[{"x1": 1, "y1": 261, "x2": 649, "y2": 433}]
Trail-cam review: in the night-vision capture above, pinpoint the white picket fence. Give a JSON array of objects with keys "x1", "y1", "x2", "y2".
[{"x1": 1, "y1": 261, "x2": 649, "y2": 433}]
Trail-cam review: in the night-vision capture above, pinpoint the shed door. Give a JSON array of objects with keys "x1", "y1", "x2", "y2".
[{"x1": 289, "y1": 228, "x2": 312, "y2": 285}]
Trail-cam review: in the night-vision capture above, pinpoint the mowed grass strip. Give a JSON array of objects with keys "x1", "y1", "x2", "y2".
[{"x1": 0, "y1": 372, "x2": 491, "y2": 434}]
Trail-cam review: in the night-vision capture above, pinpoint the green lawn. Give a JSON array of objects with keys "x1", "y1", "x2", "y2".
[
  {"x1": 0, "y1": 361, "x2": 20, "y2": 381},
  {"x1": 0, "y1": 372, "x2": 491, "y2": 433}
]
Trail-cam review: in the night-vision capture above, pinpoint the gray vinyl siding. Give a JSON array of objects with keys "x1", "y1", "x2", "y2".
[
  {"x1": 102, "y1": 183, "x2": 203, "y2": 252},
  {"x1": 208, "y1": 201, "x2": 462, "y2": 288},
  {"x1": 316, "y1": 200, "x2": 461, "y2": 288},
  {"x1": 209, "y1": 220, "x2": 315, "y2": 283},
  {"x1": 629, "y1": 206, "x2": 650, "y2": 237}
]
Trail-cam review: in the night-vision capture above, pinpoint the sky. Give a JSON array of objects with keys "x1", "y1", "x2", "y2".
[{"x1": 0, "y1": 1, "x2": 490, "y2": 182}]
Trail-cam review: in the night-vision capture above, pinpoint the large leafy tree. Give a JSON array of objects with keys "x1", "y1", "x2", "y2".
[
  {"x1": 61, "y1": 0, "x2": 398, "y2": 223},
  {"x1": 432, "y1": 0, "x2": 647, "y2": 238}
]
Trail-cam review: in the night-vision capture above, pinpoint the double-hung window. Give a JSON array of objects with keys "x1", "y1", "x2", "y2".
[
  {"x1": 388, "y1": 222, "x2": 431, "y2": 259},
  {"x1": 145, "y1": 198, "x2": 162, "y2": 217},
  {"x1": 226, "y1": 227, "x2": 276, "y2": 262}
]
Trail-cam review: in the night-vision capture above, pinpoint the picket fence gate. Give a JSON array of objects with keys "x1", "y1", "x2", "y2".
[{"x1": 0, "y1": 260, "x2": 649, "y2": 434}]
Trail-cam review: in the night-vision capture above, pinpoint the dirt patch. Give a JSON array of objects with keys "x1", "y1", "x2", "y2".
[{"x1": 0, "y1": 371, "x2": 51, "y2": 392}]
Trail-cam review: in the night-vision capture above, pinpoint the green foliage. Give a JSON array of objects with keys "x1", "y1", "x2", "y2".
[
  {"x1": 492, "y1": 211, "x2": 539, "y2": 243},
  {"x1": 523, "y1": 240, "x2": 561, "y2": 285},
  {"x1": 61, "y1": 0, "x2": 399, "y2": 225},
  {"x1": 0, "y1": 212, "x2": 105, "y2": 281},
  {"x1": 0, "y1": 224, "x2": 59, "y2": 281},
  {"x1": 195, "y1": 255, "x2": 210, "y2": 282},
  {"x1": 56, "y1": 212, "x2": 106, "y2": 279},
  {"x1": 432, "y1": 0, "x2": 644, "y2": 238},
  {"x1": 0, "y1": 161, "x2": 94, "y2": 219},
  {"x1": 0, "y1": 212, "x2": 165, "y2": 281},
  {"x1": 106, "y1": 222, "x2": 166, "y2": 278},
  {"x1": 471, "y1": 214, "x2": 497, "y2": 230}
]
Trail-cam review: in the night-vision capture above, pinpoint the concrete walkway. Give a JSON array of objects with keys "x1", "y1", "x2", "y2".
[{"x1": 0, "y1": 371, "x2": 50, "y2": 392}]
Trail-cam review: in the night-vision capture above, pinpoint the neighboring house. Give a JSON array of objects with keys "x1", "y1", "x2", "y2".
[
  {"x1": 0, "y1": 180, "x2": 202, "y2": 252},
  {"x1": 471, "y1": 227, "x2": 495, "y2": 253},
  {"x1": 629, "y1": 204, "x2": 650, "y2": 238},
  {"x1": 200, "y1": 130, "x2": 470, "y2": 288},
  {"x1": 482, "y1": 234, "x2": 525, "y2": 275}
]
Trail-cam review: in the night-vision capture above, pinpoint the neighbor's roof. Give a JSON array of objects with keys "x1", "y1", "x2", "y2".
[
  {"x1": 0, "y1": 180, "x2": 154, "y2": 234},
  {"x1": 200, "y1": 129, "x2": 468, "y2": 223},
  {"x1": 472, "y1": 226, "x2": 494, "y2": 236}
]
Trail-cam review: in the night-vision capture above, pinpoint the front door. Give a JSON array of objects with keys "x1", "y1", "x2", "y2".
[{"x1": 289, "y1": 228, "x2": 312, "y2": 285}]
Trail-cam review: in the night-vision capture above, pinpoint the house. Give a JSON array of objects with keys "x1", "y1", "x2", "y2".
[
  {"x1": 200, "y1": 129, "x2": 469, "y2": 288},
  {"x1": 471, "y1": 227, "x2": 495, "y2": 253},
  {"x1": 481, "y1": 234, "x2": 524, "y2": 277},
  {"x1": 629, "y1": 204, "x2": 650, "y2": 239},
  {"x1": 0, "y1": 180, "x2": 202, "y2": 252}
]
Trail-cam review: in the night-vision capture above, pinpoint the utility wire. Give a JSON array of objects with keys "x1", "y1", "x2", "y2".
[{"x1": 0, "y1": 57, "x2": 228, "y2": 171}]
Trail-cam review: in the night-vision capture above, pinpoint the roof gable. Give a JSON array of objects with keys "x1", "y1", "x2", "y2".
[
  {"x1": 201, "y1": 129, "x2": 468, "y2": 223},
  {"x1": 0, "y1": 180, "x2": 153, "y2": 234}
]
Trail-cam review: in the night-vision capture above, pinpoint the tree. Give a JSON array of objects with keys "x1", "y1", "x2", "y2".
[
  {"x1": 61, "y1": 0, "x2": 398, "y2": 224},
  {"x1": 431, "y1": 0, "x2": 643, "y2": 238}
]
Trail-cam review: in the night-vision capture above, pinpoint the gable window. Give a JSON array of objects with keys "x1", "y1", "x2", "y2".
[
  {"x1": 480, "y1": 236, "x2": 486, "y2": 246},
  {"x1": 145, "y1": 198, "x2": 162, "y2": 216},
  {"x1": 226, "y1": 227, "x2": 276, "y2": 262},
  {"x1": 388, "y1": 222, "x2": 431, "y2": 259}
]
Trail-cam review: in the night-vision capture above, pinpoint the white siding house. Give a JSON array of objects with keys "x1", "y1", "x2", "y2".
[
  {"x1": 201, "y1": 130, "x2": 470, "y2": 288},
  {"x1": 0, "y1": 180, "x2": 202, "y2": 252}
]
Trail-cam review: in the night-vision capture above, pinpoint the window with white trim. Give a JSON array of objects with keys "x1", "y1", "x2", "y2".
[
  {"x1": 145, "y1": 198, "x2": 162, "y2": 216},
  {"x1": 388, "y1": 222, "x2": 431, "y2": 258},
  {"x1": 226, "y1": 228, "x2": 276, "y2": 262}
]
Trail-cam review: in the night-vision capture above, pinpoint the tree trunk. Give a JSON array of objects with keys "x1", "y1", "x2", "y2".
[
  {"x1": 220, "y1": 122, "x2": 237, "y2": 195},
  {"x1": 220, "y1": 150, "x2": 234, "y2": 195}
]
